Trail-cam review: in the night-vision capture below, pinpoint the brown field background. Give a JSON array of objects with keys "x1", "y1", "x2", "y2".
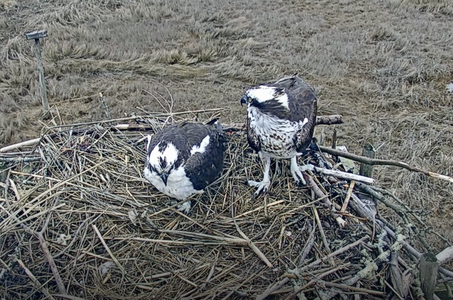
[{"x1": 1, "y1": 0, "x2": 453, "y2": 290}]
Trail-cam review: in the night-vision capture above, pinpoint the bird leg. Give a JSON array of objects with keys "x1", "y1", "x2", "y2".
[
  {"x1": 290, "y1": 156, "x2": 307, "y2": 186},
  {"x1": 248, "y1": 156, "x2": 271, "y2": 197}
]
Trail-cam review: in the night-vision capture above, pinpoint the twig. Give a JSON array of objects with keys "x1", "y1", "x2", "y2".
[
  {"x1": 316, "y1": 280, "x2": 386, "y2": 296},
  {"x1": 0, "y1": 138, "x2": 41, "y2": 153},
  {"x1": 283, "y1": 263, "x2": 352, "y2": 300},
  {"x1": 306, "y1": 175, "x2": 346, "y2": 227},
  {"x1": 384, "y1": 226, "x2": 453, "y2": 278},
  {"x1": 11, "y1": 203, "x2": 67, "y2": 295},
  {"x1": 312, "y1": 206, "x2": 334, "y2": 265},
  {"x1": 256, "y1": 222, "x2": 317, "y2": 300},
  {"x1": 0, "y1": 156, "x2": 42, "y2": 162},
  {"x1": 437, "y1": 246, "x2": 453, "y2": 264},
  {"x1": 340, "y1": 180, "x2": 355, "y2": 212},
  {"x1": 234, "y1": 220, "x2": 273, "y2": 268},
  {"x1": 235, "y1": 200, "x2": 286, "y2": 218},
  {"x1": 92, "y1": 224, "x2": 125, "y2": 274},
  {"x1": 314, "y1": 259, "x2": 379, "y2": 300},
  {"x1": 315, "y1": 114, "x2": 343, "y2": 125},
  {"x1": 16, "y1": 259, "x2": 55, "y2": 300},
  {"x1": 304, "y1": 164, "x2": 374, "y2": 184},
  {"x1": 53, "y1": 294, "x2": 87, "y2": 300},
  {"x1": 318, "y1": 145, "x2": 453, "y2": 183}
]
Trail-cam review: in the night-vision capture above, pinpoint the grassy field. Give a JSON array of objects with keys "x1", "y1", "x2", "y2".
[{"x1": 1, "y1": 0, "x2": 453, "y2": 297}]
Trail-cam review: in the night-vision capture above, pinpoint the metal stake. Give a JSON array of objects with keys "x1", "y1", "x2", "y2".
[{"x1": 25, "y1": 30, "x2": 49, "y2": 115}]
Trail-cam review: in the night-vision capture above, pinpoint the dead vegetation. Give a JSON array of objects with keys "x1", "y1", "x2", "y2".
[
  {"x1": 1, "y1": 111, "x2": 452, "y2": 299},
  {"x1": 1, "y1": 0, "x2": 453, "y2": 298}
]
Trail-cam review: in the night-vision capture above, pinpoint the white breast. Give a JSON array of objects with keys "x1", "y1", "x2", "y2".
[
  {"x1": 144, "y1": 166, "x2": 198, "y2": 200},
  {"x1": 248, "y1": 107, "x2": 308, "y2": 158}
]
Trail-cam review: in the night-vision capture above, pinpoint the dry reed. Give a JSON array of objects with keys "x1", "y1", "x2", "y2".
[{"x1": 1, "y1": 111, "x2": 451, "y2": 299}]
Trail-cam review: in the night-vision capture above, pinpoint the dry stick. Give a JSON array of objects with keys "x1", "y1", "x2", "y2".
[
  {"x1": 47, "y1": 109, "x2": 224, "y2": 129},
  {"x1": 0, "y1": 137, "x2": 41, "y2": 153},
  {"x1": 235, "y1": 220, "x2": 274, "y2": 268},
  {"x1": 355, "y1": 183, "x2": 406, "y2": 217},
  {"x1": 0, "y1": 156, "x2": 41, "y2": 162},
  {"x1": 92, "y1": 224, "x2": 125, "y2": 274},
  {"x1": 315, "y1": 259, "x2": 379, "y2": 300},
  {"x1": 52, "y1": 294, "x2": 87, "y2": 300},
  {"x1": 256, "y1": 223, "x2": 316, "y2": 300},
  {"x1": 307, "y1": 175, "x2": 346, "y2": 227},
  {"x1": 16, "y1": 259, "x2": 55, "y2": 300},
  {"x1": 35, "y1": 232, "x2": 66, "y2": 294},
  {"x1": 304, "y1": 164, "x2": 375, "y2": 184},
  {"x1": 437, "y1": 246, "x2": 453, "y2": 264},
  {"x1": 348, "y1": 185, "x2": 453, "y2": 280},
  {"x1": 312, "y1": 206, "x2": 334, "y2": 266},
  {"x1": 282, "y1": 263, "x2": 352, "y2": 300},
  {"x1": 296, "y1": 236, "x2": 369, "y2": 272},
  {"x1": 361, "y1": 183, "x2": 450, "y2": 243},
  {"x1": 6, "y1": 200, "x2": 67, "y2": 295},
  {"x1": 315, "y1": 114, "x2": 343, "y2": 125},
  {"x1": 0, "y1": 113, "x2": 339, "y2": 154},
  {"x1": 235, "y1": 200, "x2": 286, "y2": 218},
  {"x1": 161, "y1": 229, "x2": 272, "y2": 267},
  {"x1": 317, "y1": 280, "x2": 386, "y2": 296},
  {"x1": 318, "y1": 145, "x2": 453, "y2": 183},
  {"x1": 259, "y1": 240, "x2": 360, "y2": 300},
  {"x1": 340, "y1": 180, "x2": 355, "y2": 212},
  {"x1": 383, "y1": 227, "x2": 453, "y2": 278}
]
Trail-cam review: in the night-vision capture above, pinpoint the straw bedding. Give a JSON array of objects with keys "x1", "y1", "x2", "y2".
[{"x1": 0, "y1": 112, "x2": 451, "y2": 300}]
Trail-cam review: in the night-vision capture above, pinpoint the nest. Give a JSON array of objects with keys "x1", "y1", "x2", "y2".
[{"x1": 0, "y1": 111, "x2": 452, "y2": 300}]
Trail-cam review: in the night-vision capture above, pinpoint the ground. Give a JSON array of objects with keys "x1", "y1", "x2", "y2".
[{"x1": 1, "y1": 0, "x2": 453, "y2": 291}]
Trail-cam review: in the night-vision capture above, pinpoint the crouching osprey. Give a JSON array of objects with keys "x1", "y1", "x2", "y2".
[
  {"x1": 240, "y1": 75, "x2": 317, "y2": 197},
  {"x1": 144, "y1": 120, "x2": 228, "y2": 213}
]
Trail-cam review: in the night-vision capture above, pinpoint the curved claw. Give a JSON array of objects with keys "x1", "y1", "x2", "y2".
[{"x1": 248, "y1": 180, "x2": 270, "y2": 198}]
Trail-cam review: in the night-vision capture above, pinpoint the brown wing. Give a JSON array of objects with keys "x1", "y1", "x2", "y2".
[
  {"x1": 246, "y1": 114, "x2": 261, "y2": 153},
  {"x1": 274, "y1": 75, "x2": 318, "y2": 152}
]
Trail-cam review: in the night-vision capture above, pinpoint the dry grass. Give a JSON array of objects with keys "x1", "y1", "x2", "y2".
[
  {"x1": 1, "y1": 0, "x2": 453, "y2": 297},
  {"x1": 1, "y1": 113, "x2": 451, "y2": 299}
]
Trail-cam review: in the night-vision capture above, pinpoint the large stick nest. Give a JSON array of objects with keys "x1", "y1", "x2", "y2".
[{"x1": 0, "y1": 111, "x2": 451, "y2": 300}]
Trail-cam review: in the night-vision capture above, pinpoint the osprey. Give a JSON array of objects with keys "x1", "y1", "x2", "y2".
[
  {"x1": 240, "y1": 75, "x2": 317, "y2": 197},
  {"x1": 144, "y1": 120, "x2": 228, "y2": 213}
]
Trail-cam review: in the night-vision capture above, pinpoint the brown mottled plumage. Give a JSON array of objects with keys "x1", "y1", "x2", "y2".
[{"x1": 240, "y1": 75, "x2": 317, "y2": 197}]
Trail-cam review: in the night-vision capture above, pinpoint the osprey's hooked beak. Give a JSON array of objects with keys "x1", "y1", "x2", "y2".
[
  {"x1": 240, "y1": 95, "x2": 248, "y2": 107},
  {"x1": 160, "y1": 173, "x2": 169, "y2": 186}
]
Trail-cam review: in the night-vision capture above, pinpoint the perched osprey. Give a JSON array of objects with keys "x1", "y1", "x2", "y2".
[
  {"x1": 144, "y1": 120, "x2": 228, "y2": 213},
  {"x1": 240, "y1": 75, "x2": 317, "y2": 197}
]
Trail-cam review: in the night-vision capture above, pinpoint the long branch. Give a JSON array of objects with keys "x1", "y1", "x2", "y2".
[{"x1": 318, "y1": 146, "x2": 453, "y2": 183}]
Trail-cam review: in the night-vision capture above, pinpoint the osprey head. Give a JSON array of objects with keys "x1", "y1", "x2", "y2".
[
  {"x1": 240, "y1": 85, "x2": 289, "y2": 110},
  {"x1": 147, "y1": 141, "x2": 179, "y2": 186}
]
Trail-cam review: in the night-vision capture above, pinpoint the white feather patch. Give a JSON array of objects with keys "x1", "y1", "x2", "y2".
[
  {"x1": 247, "y1": 86, "x2": 289, "y2": 109},
  {"x1": 247, "y1": 86, "x2": 275, "y2": 102},
  {"x1": 144, "y1": 165, "x2": 197, "y2": 200},
  {"x1": 300, "y1": 118, "x2": 308, "y2": 127},
  {"x1": 275, "y1": 93, "x2": 289, "y2": 109},
  {"x1": 190, "y1": 135, "x2": 210, "y2": 155},
  {"x1": 148, "y1": 142, "x2": 179, "y2": 170}
]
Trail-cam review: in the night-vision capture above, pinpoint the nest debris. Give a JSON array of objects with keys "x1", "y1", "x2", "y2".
[{"x1": 0, "y1": 111, "x2": 452, "y2": 300}]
